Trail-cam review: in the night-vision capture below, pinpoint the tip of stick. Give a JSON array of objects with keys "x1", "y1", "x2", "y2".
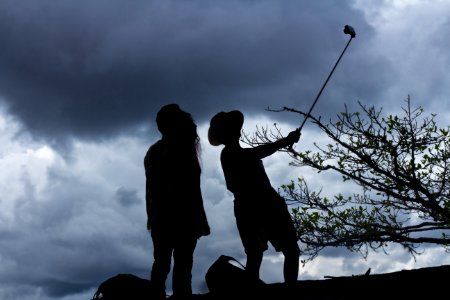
[{"x1": 344, "y1": 25, "x2": 356, "y2": 38}]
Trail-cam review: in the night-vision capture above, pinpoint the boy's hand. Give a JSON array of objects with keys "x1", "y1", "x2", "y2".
[{"x1": 287, "y1": 129, "x2": 301, "y2": 144}]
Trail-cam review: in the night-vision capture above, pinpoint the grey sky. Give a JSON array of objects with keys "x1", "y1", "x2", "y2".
[
  {"x1": 1, "y1": 1, "x2": 450, "y2": 299},
  {"x1": 0, "y1": 0, "x2": 383, "y2": 143}
]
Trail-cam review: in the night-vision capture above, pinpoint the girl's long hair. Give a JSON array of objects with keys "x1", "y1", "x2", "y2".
[
  {"x1": 190, "y1": 116, "x2": 202, "y2": 172},
  {"x1": 158, "y1": 105, "x2": 201, "y2": 171}
]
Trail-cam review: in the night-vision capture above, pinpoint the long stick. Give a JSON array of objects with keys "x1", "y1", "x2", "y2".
[
  {"x1": 297, "y1": 35, "x2": 354, "y2": 132},
  {"x1": 288, "y1": 25, "x2": 355, "y2": 153}
]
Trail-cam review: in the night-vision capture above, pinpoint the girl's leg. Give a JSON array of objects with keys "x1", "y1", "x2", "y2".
[
  {"x1": 172, "y1": 237, "x2": 197, "y2": 297},
  {"x1": 151, "y1": 235, "x2": 173, "y2": 298}
]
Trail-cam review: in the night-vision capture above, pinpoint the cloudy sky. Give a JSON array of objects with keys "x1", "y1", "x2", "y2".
[{"x1": 1, "y1": 0, "x2": 450, "y2": 299}]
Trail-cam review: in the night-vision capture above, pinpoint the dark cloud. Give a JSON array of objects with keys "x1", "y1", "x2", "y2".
[
  {"x1": 7, "y1": 2, "x2": 450, "y2": 299},
  {"x1": 0, "y1": 157, "x2": 151, "y2": 299},
  {"x1": 0, "y1": 0, "x2": 387, "y2": 144},
  {"x1": 116, "y1": 187, "x2": 141, "y2": 207}
]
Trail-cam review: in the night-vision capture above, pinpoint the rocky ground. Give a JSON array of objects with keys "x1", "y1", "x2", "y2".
[
  {"x1": 91, "y1": 264, "x2": 450, "y2": 299},
  {"x1": 200, "y1": 264, "x2": 450, "y2": 300}
]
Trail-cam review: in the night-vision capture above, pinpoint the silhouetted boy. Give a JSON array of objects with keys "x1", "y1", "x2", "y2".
[{"x1": 208, "y1": 110, "x2": 300, "y2": 283}]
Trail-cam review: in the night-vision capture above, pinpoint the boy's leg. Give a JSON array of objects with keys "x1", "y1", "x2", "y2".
[
  {"x1": 282, "y1": 244, "x2": 300, "y2": 283},
  {"x1": 246, "y1": 250, "x2": 263, "y2": 280}
]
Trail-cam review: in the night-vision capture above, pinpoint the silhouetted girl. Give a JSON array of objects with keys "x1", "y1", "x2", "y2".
[
  {"x1": 208, "y1": 110, "x2": 300, "y2": 283},
  {"x1": 144, "y1": 104, "x2": 210, "y2": 298}
]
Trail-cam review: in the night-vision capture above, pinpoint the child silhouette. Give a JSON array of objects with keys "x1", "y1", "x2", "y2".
[{"x1": 208, "y1": 110, "x2": 300, "y2": 283}]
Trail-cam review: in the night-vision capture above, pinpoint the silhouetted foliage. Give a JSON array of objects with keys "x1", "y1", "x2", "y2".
[{"x1": 243, "y1": 96, "x2": 450, "y2": 262}]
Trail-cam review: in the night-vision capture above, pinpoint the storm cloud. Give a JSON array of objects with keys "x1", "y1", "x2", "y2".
[
  {"x1": 0, "y1": 0, "x2": 383, "y2": 143},
  {"x1": 2, "y1": 1, "x2": 450, "y2": 300}
]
